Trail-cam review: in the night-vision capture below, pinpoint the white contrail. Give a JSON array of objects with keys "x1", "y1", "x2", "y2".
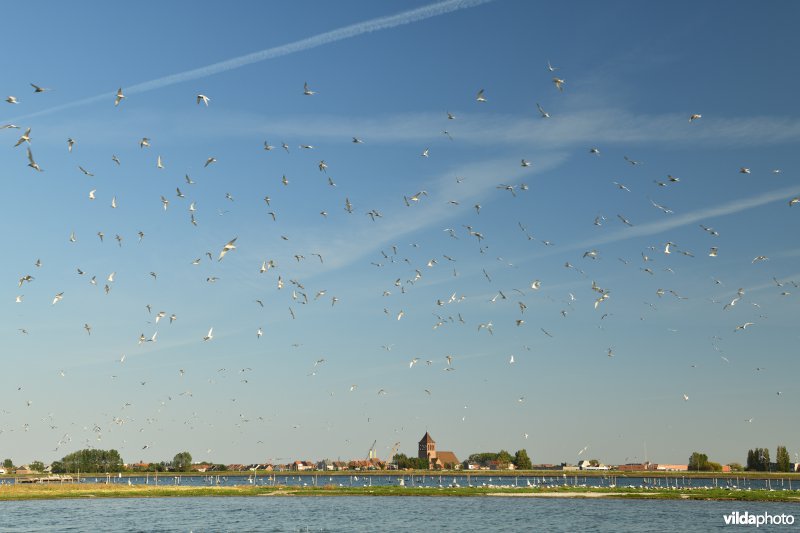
[
  {"x1": 557, "y1": 185, "x2": 800, "y2": 254},
  {"x1": 5, "y1": 0, "x2": 493, "y2": 122}
]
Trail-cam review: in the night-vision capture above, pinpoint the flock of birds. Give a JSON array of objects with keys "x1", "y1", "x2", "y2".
[{"x1": 2, "y1": 56, "x2": 796, "y2": 466}]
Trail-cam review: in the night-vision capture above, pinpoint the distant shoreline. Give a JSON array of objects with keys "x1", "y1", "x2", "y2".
[
  {"x1": 1, "y1": 484, "x2": 799, "y2": 502},
  {"x1": 6, "y1": 470, "x2": 798, "y2": 480}
]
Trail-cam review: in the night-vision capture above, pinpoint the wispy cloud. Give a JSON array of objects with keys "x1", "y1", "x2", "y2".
[
  {"x1": 232, "y1": 152, "x2": 570, "y2": 279},
  {"x1": 63, "y1": 108, "x2": 800, "y2": 149},
  {"x1": 5, "y1": 0, "x2": 493, "y2": 123}
]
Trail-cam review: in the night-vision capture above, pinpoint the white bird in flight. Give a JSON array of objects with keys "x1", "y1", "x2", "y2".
[
  {"x1": 196, "y1": 94, "x2": 210, "y2": 106},
  {"x1": 14, "y1": 127, "x2": 31, "y2": 147},
  {"x1": 203, "y1": 328, "x2": 214, "y2": 341},
  {"x1": 218, "y1": 237, "x2": 237, "y2": 261},
  {"x1": 114, "y1": 88, "x2": 125, "y2": 106},
  {"x1": 536, "y1": 103, "x2": 550, "y2": 118},
  {"x1": 27, "y1": 148, "x2": 43, "y2": 172}
]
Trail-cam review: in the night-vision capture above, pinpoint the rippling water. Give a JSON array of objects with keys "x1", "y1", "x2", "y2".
[{"x1": 0, "y1": 496, "x2": 797, "y2": 532}]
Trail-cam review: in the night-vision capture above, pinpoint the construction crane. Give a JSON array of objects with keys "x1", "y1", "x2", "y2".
[
  {"x1": 367, "y1": 440, "x2": 377, "y2": 460},
  {"x1": 387, "y1": 441, "x2": 401, "y2": 468}
]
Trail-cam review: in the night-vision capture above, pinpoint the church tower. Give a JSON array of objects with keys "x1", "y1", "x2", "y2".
[{"x1": 418, "y1": 432, "x2": 436, "y2": 460}]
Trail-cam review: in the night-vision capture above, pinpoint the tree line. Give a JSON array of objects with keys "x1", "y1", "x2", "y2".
[
  {"x1": 746, "y1": 446, "x2": 792, "y2": 472},
  {"x1": 391, "y1": 450, "x2": 531, "y2": 470},
  {"x1": 48, "y1": 450, "x2": 193, "y2": 474},
  {"x1": 687, "y1": 445, "x2": 794, "y2": 473},
  {"x1": 463, "y1": 450, "x2": 531, "y2": 470}
]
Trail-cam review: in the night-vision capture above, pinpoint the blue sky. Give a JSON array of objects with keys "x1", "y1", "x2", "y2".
[{"x1": 1, "y1": 0, "x2": 799, "y2": 468}]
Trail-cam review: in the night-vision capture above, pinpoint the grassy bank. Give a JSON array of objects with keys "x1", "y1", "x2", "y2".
[{"x1": 1, "y1": 484, "x2": 799, "y2": 502}]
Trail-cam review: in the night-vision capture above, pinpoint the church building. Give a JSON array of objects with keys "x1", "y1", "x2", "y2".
[{"x1": 418, "y1": 432, "x2": 460, "y2": 469}]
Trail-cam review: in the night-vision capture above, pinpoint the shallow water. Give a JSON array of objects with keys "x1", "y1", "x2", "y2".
[
  {"x1": 21, "y1": 473, "x2": 794, "y2": 492},
  {"x1": 0, "y1": 496, "x2": 797, "y2": 532}
]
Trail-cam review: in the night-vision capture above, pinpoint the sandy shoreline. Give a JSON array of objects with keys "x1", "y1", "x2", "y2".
[{"x1": 489, "y1": 492, "x2": 640, "y2": 498}]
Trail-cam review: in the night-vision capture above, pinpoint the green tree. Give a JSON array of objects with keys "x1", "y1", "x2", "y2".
[
  {"x1": 2, "y1": 459, "x2": 12, "y2": 469},
  {"x1": 172, "y1": 451, "x2": 193, "y2": 472},
  {"x1": 688, "y1": 452, "x2": 709, "y2": 471},
  {"x1": 413, "y1": 457, "x2": 430, "y2": 469},
  {"x1": 392, "y1": 453, "x2": 408, "y2": 468},
  {"x1": 776, "y1": 446, "x2": 790, "y2": 472},
  {"x1": 747, "y1": 448, "x2": 771, "y2": 471},
  {"x1": 391, "y1": 454, "x2": 429, "y2": 470},
  {"x1": 59, "y1": 449, "x2": 124, "y2": 473},
  {"x1": 496, "y1": 450, "x2": 513, "y2": 467},
  {"x1": 29, "y1": 461, "x2": 45, "y2": 473},
  {"x1": 728, "y1": 463, "x2": 744, "y2": 472},
  {"x1": 588, "y1": 459, "x2": 600, "y2": 467},
  {"x1": 689, "y1": 452, "x2": 722, "y2": 472},
  {"x1": 513, "y1": 449, "x2": 532, "y2": 470},
  {"x1": 757, "y1": 448, "x2": 771, "y2": 471},
  {"x1": 466, "y1": 453, "x2": 500, "y2": 467}
]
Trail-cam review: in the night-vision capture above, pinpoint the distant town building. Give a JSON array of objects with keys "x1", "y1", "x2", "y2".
[
  {"x1": 578, "y1": 460, "x2": 610, "y2": 471},
  {"x1": 487, "y1": 460, "x2": 515, "y2": 471},
  {"x1": 615, "y1": 462, "x2": 655, "y2": 472},
  {"x1": 15, "y1": 465, "x2": 34, "y2": 475},
  {"x1": 418, "y1": 432, "x2": 459, "y2": 469},
  {"x1": 531, "y1": 464, "x2": 565, "y2": 471},
  {"x1": 292, "y1": 461, "x2": 314, "y2": 471},
  {"x1": 654, "y1": 464, "x2": 689, "y2": 472}
]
